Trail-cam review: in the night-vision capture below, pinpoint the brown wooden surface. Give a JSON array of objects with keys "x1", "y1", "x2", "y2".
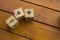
[
  {"x1": 25, "y1": 0, "x2": 60, "y2": 10},
  {"x1": 0, "y1": 0, "x2": 60, "y2": 40},
  {"x1": 0, "y1": 11, "x2": 60, "y2": 40},
  {"x1": 0, "y1": 0, "x2": 60, "y2": 27},
  {"x1": 0, "y1": 11, "x2": 29, "y2": 40}
]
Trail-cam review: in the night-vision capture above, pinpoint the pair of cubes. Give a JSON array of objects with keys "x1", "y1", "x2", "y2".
[{"x1": 5, "y1": 8, "x2": 34, "y2": 29}]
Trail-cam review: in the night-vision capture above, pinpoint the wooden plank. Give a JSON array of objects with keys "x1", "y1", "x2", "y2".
[
  {"x1": 0, "y1": 30, "x2": 28, "y2": 40},
  {"x1": 0, "y1": 11, "x2": 11, "y2": 28},
  {"x1": 25, "y1": 0, "x2": 60, "y2": 10},
  {"x1": 11, "y1": 21, "x2": 60, "y2": 40}
]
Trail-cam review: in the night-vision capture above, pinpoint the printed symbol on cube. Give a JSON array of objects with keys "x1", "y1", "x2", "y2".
[
  {"x1": 5, "y1": 15, "x2": 18, "y2": 29},
  {"x1": 25, "y1": 9, "x2": 34, "y2": 18},
  {"x1": 9, "y1": 19, "x2": 14, "y2": 24},
  {"x1": 27, "y1": 11, "x2": 31, "y2": 15},
  {"x1": 17, "y1": 11, "x2": 21, "y2": 15},
  {"x1": 13, "y1": 8, "x2": 24, "y2": 19}
]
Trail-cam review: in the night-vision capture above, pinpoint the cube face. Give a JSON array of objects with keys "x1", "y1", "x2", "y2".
[
  {"x1": 13, "y1": 8, "x2": 24, "y2": 19},
  {"x1": 25, "y1": 9, "x2": 34, "y2": 18},
  {"x1": 5, "y1": 15, "x2": 18, "y2": 29}
]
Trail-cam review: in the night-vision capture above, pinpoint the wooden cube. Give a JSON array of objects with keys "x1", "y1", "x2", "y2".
[
  {"x1": 25, "y1": 9, "x2": 34, "y2": 20},
  {"x1": 5, "y1": 15, "x2": 18, "y2": 29},
  {"x1": 13, "y1": 8, "x2": 24, "y2": 20}
]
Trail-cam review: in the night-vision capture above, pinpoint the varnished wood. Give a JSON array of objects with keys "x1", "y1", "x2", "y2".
[
  {"x1": 0, "y1": 11, "x2": 60, "y2": 40},
  {"x1": 25, "y1": 0, "x2": 60, "y2": 10},
  {"x1": 0, "y1": 0, "x2": 60, "y2": 27},
  {"x1": 0, "y1": 0, "x2": 60, "y2": 40}
]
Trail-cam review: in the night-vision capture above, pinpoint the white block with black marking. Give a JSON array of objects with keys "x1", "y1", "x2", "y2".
[
  {"x1": 25, "y1": 9, "x2": 34, "y2": 20},
  {"x1": 13, "y1": 8, "x2": 24, "y2": 20},
  {"x1": 5, "y1": 15, "x2": 18, "y2": 29}
]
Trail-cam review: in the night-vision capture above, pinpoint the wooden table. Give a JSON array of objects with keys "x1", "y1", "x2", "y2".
[
  {"x1": 0, "y1": 0, "x2": 60, "y2": 40},
  {"x1": 0, "y1": 11, "x2": 60, "y2": 40}
]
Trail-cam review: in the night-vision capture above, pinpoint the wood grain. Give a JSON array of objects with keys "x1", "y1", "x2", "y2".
[
  {"x1": 25, "y1": 0, "x2": 60, "y2": 10},
  {"x1": 0, "y1": 11, "x2": 60, "y2": 40},
  {"x1": 0, "y1": 0, "x2": 60, "y2": 27}
]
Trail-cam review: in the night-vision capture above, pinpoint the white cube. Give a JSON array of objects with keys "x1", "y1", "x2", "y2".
[
  {"x1": 5, "y1": 15, "x2": 18, "y2": 29},
  {"x1": 13, "y1": 8, "x2": 24, "y2": 20},
  {"x1": 25, "y1": 9, "x2": 34, "y2": 20}
]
